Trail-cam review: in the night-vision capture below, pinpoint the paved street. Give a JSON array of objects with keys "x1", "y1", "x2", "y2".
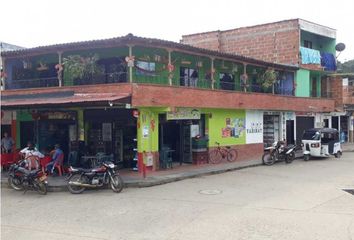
[{"x1": 2, "y1": 152, "x2": 354, "y2": 240}]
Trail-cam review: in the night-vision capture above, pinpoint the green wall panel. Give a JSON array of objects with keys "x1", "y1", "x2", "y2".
[
  {"x1": 295, "y1": 69, "x2": 310, "y2": 97},
  {"x1": 203, "y1": 109, "x2": 246, "y2": 147}
]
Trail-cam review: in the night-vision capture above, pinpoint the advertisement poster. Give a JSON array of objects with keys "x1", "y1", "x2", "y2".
[{"x1": 221, "y1": 117, "x2": 245, "y2": 138}]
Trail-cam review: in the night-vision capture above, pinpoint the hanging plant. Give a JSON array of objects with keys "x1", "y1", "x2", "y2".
[
  {"x1": 63, "y1": 54, "x2": 103, "y2": 80},
  {"x1": 261, "y1": 68, "x2": 278, "y2": 89}
]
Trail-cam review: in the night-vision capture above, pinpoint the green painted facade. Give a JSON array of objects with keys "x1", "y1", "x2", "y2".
[
  {"x1": 295, "y1": 69, "x2": 310, "y2": 97},
  {"x1": 300, "y1": 30, "x2": 336, "y2": 54}
]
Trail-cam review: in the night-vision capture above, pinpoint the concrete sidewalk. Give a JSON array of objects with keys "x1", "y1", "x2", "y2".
[
  {"x1": 1, "y1": 159, "x2": 262, "y2": 192},
  {"x1": 1, "y1": 143, "x2": 352, "y2": 192}
]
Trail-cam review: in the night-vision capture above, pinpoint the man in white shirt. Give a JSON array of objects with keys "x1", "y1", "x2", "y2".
[{"x1": 20, "y1": 142, "x2": 44, "y2": 170}]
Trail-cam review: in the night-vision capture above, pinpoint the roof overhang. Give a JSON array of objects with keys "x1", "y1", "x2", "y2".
[
  {"x1": 1, "y1": 90, "x2": 131, "y2": 109},
  {"x1": 299, "y1": 19, "x2": 336, "y2": 39}
]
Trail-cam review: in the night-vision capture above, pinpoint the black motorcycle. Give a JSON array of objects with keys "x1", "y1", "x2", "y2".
[
  {"x1": 67, "y1": 161, "x2": 124, "y2": 194},
  {"x1": 8, "y1": 160, "x2": 48, "y2": 195},
  {"x1": 262, "y1": 141, "x2": 297, "y2": 166}
]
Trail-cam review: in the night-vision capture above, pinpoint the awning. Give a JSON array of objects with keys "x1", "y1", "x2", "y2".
[{"x1": 1, "y1": 90, "x2": 131, "y2": 108}]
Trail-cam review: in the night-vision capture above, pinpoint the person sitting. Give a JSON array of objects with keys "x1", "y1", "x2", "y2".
[
  {"x1": 19, "y1": 142, "x2": 44, "y2": 170},
  {"x1": 46, "y1": 144, "x2": 63, "y2": 174}
]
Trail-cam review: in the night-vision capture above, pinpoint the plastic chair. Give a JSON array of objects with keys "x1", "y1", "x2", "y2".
[{"x1": 53, "y1": 153, "x2": 64, "y2": 176}]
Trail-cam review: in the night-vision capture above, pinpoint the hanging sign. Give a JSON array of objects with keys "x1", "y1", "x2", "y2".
[{"x1": 166, "y1": 108, "x2": 201, "y2": 120}]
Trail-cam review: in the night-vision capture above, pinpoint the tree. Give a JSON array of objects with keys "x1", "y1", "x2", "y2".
[{"x1": 337, "y1": 59, "x2": 354, "y2": 73}]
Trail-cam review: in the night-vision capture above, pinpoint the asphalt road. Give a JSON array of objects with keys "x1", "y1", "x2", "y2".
[{"x1": 2, "y1": 153, "x2": 354, "y2": 240}]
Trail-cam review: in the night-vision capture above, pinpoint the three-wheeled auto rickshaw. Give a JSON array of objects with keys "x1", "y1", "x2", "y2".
[{"x1": 301, "y1": 128, "x2": 342, "y2": 161}]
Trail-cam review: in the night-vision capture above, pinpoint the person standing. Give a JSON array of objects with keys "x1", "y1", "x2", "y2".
[
  {"x1": 1, "y1": 132, "x2": 14, "y2": 153},
  {"x1": 46, "y1": 144, "x2": 64, "y2": 174}
]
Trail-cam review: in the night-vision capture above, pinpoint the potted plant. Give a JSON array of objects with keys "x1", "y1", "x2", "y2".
[
  {"x1": 261, "y1": 68, "x2": 278, "y2": 94},
  {"x1": 63, "y1": 54, "x2": 103, "y2": 84}
]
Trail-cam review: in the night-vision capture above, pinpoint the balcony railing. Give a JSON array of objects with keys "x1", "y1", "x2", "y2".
[
  {"x1": 7, "y1": 77, "x2": 59, "y2": 90},
  {"x1": 4, "y1": 72, "x2": 338, "y2": 100}
]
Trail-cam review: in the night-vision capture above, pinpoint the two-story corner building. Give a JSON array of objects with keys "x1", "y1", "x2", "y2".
[
  {"x1": 0, "y1": 34, "x2": 334, "y2": 173},
  {"x1": 181, "y1": 19, "x2": 352, "y2": 143}
]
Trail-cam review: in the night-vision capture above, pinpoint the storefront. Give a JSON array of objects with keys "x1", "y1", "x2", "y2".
[
  {"x1": 159, "y1": 108, "x2": 205, "y2": 164},
  {"x1": 83, "y1": 109, "x2": 137, "y2": 169}
]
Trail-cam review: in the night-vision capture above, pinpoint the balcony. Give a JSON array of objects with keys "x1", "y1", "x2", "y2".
[
  {"x1": 1, "y1": 83, "x2": 335, "y2": 113},
  {"x1": 299, "y1": 47, "x2": 336, "y2": 72}
]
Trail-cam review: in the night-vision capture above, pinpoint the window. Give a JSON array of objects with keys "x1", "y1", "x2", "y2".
[
  {"x1": 304, "y1": 40, "x2": 313, "y2": 49},
  {"x1": 135, "y1": 61, "x2": 156, "y2": 76},
  {"x1": 219, "y1": 73, "x2": 234, "y2": 90},
  {"x1": 180, "y1": 67, "x2": 198, "y2": 87}
]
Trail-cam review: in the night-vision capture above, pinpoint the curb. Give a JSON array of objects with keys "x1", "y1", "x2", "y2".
[{"x1": 1, "y1": 162, "x2": 262, "y2": 192}]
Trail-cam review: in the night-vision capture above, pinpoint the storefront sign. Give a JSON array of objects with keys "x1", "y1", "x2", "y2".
[
  {"x1": 166, "y1": 108, "x2": 200, "y2": 120},
  {"x1": 102, "y1": 123, "x2": 112, "y2": 141},
  {"x1": 40, "y1": 111, "x2": 76, "y2": 120},
  {"x1": 246, "y1": 110, "x2": 263, "y2": 144}
]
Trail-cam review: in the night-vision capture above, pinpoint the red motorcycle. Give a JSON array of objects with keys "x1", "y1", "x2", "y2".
[
  {"x1": 67, "y1": 161, "x2": 124, "y2": 194},
  {"x1": 8, "y1": 159, "x2": 48, "y2": 195}
]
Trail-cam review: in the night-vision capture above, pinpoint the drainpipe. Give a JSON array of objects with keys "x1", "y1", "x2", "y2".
[
  {"x1": 58, "y1": 51, "x2": 63, "y2": 87},
  {"x1": 128, "y1": 45, "x2": 133, "y2": 83},
  {"x1": 210, "y1": 57, "x2": 215, "y2": 90}
]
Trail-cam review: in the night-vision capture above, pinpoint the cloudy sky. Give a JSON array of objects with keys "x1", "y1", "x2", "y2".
[{"x1": 1, "y1": 0, "x2": 353, "y2": 62}]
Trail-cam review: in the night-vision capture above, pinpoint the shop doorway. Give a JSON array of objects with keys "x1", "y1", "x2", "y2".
[
  {"x1": 38, "y1": 120, "x2": 74, "y2": 160},
  {"x1": 159, "y1": 115, "x2": 204, "y2": 165},
  {"x1": 263, "y1": 115, "x2": 280, "y2": 147},
  {"x1": 340, "y1": 116, "x2": 349, "y2": 142},
  {"x1": 84, "y1": 109, "x2": 137, "y2": 169},
  {"x1": 296, "y1": 116, "x2": 314, "y2": 145},
  {"x1": 332, "y1": 116, "x2": 339, "y2": 130},
  {"x1": 20, "y1": 122, "x2": 35, "y2": 149},
  {"x1": 286, "y1": 120, "x2": 295, "y2": 145}
]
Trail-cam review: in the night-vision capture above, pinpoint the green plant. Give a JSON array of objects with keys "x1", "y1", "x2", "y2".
[
  {"x1": 261, "y1": 69, "x2": 278, "y2": 89},
  {"x1": 63, "y1": 54, "x2": 102, "y2": 80}
]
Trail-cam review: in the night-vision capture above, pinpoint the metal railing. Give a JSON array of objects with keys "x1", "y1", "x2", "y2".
[
  {"x1": 8, "y1": 77, "x2": 59, "y2": 89},
  {"x1": 4, "y1": 72, "x2": 336, "y2": 100}
]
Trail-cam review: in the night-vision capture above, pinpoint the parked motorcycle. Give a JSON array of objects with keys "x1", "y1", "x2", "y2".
[
  {"x1": 8, "y1": 160, "x2": 48, "y2": 195},
  {"x1": 262, "y1": 141, "x2": 297, "y2": 166},
  {"x1": 67, "y1": 161, "x2": 124, "y2": 194}
]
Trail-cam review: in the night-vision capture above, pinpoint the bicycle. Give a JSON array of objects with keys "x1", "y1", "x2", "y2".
[{"x1": 209, "y1": 142, "x2": 238, "y2": 164}]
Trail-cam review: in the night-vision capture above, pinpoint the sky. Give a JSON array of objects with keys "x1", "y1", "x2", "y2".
[{"x1": 1, "y1": 0, "x2": 354, "y2": 62}]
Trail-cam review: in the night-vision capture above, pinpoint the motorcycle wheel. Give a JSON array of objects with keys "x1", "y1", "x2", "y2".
[
  {"x1": 34, "y1": 179, "x2": 47, "y2": 195},
  {"x1": 67, "y1": 174, "x2": 88, "y2": 194},
  {"x1": 335, "y1": 151, "x2": 342, "y2": 158},
  {"x1": 262, "y1": 152, "x2": 275, "y2": 166},
  {"x1": 285, "y1": 152, "x2": 295, "y2": 164},
  {"x1": 8, "y1": 176, "x2": 23, "y2": 191},
  {"x1": 304, "y1": 154, "x2": 310, "y2": 161},
  {"x1": 110, "y1": 174, "x2": 124, "y2": 193}
]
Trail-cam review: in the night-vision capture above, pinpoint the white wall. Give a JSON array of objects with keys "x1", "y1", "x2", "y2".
[{"x1": 246, "y1": 110, "x2": 263, "y2": 144}]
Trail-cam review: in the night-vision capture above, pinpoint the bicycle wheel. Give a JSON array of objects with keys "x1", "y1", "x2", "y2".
[
  {"x1": 227, "y1": 149, "x2": 238, "y2": 162},
  {"x1": 209, "y1": 149, "x2": 222, "y2": 164}
]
